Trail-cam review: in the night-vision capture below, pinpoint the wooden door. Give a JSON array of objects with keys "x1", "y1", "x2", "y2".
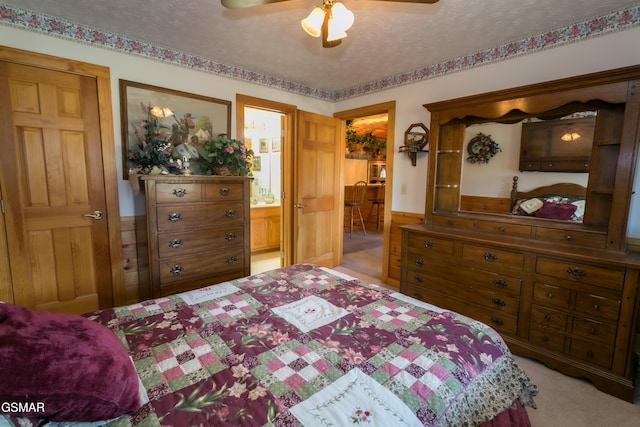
[
  {"x1": 293, "y1": 111, "x2": 344, "y2": 267},
  {"x1": 0, "y1": 61, "x2": 113, "y2": 314}
]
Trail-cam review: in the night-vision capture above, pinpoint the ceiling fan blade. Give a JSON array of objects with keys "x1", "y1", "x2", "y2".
[{"x1": 221, "y1": 0, "x2": 291, "y2": 9}]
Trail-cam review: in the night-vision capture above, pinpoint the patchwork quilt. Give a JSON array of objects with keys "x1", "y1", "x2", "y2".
[{"x1": 4, "y1": 264, "x2": 538, "y2": 426}]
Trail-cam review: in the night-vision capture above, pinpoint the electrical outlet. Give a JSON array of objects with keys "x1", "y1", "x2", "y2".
[{"x1": 401, "y1": 183, "x2": 407, "y2": 195}]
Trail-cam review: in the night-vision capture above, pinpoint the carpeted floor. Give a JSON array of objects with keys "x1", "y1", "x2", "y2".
[
  {"x1": 515, "y1": 354, "x2": 640, "y2": 426},
  {"x1": 341, "y1": 231, "x2": 384, "y2": 280}
]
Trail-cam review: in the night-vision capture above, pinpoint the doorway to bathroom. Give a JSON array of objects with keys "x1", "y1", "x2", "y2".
[{"x1": 244, "y1": 106, "x2": 284, "y2": 274}]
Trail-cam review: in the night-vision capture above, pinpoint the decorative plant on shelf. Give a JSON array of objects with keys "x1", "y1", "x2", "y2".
[
  {"x1": 345, "y1": 121, "x2": 386, "y2": 154},
  {"x1": 128, "y1": 103, "x2": 179, "y2": 175},
  {"x1": 196, "y1": 134, "x2": 254, "y2": 176}
]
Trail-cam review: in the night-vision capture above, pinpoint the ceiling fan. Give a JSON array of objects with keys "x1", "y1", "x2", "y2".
[{"x1": 221, "y1": 0, "x2": 441, "y2": 48}]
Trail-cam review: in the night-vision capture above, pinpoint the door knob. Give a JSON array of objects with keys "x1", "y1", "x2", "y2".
[
  {"x1": 83, "y1": 210, "x2": 103, "y2": 220},
  {"x1": 294, "y1": 203, "x2": 305, "y2": 209}
]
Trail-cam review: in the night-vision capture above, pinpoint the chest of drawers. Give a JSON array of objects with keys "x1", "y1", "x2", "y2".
[
  {"x1": 401, "y1": 223, "x2": 640, "y2": 402},
  {"x1": 141, "y1": 176, "x2": 251, "y2": 297}
]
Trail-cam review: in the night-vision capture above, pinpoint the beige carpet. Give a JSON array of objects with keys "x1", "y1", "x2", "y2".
[
  {"x1": 515, "y1": 355, "x2": 640, "y2": 426},
  {"x1": 341, "y1": 231, "x2": 384, "y2": 281}
]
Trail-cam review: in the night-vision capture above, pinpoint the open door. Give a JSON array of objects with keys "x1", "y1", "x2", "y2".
[{"x1": 293, "y1": 110, "x2": 344, "y2": 267}]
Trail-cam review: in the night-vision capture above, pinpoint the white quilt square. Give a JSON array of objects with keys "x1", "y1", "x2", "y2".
[
  {"x1": 290, "y1": 368, "x2": 421, "y2": 426},
  {"x1": 271, "y1": 295, "x2": 348, "y2": 332},
  {"x1": 179, "y1": 282, "x2": 240, "y2": 305}
]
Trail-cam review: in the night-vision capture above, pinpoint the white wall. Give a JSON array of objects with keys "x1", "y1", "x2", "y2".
[{"x1": 2, "y1": 25, "x2": 640, "y2": 237}]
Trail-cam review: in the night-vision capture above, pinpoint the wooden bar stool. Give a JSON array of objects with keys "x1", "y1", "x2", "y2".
[
  {"x1": 366, "y1": 184, "x2": 385, "y2": 232},
  {"x1": 344, "y1": 181, "x2": 368, "y2": 237}
]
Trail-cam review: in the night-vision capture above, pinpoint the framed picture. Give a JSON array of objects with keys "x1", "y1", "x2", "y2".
[
  {"x1": 272, "y1": 137, "x2": 281, "y2": 152},
  {"x1": 253, "y1": 156, "x2": 261, "y2": 171},
  {"x1": 259, "y1": 138, "x2": 269, "y2": 153},
  {"x1": 119, "y1": 80, "x2": 231, "y2": 179}
]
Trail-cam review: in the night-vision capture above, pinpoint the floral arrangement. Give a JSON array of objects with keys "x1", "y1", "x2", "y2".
[
  {"x1": 128, "y1": 103, "x2": 179, "y2": 175},
  {"x1": 466, "y1": 132, "x2": 501, "y2": 164},
  {"x1": 196, "y1": 134, "x2": 254, "y2": 176}
]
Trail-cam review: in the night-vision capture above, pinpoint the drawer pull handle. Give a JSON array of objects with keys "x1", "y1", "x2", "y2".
[
  {"x1": 493, "y1": 279, "x2": 507, "y2": 288},
  {"x1": 498, "y1": 227, "x2": 506, "y2": 232},
  {"x1": 544, "y1": 314, "x2": 552, "y2": 321},
  {"x1": 173, "y1": 188, "x2": 187, "y2": 197},
  {"x1": 542, "y1": 336, "x2": 549, "y2": 343},
  {"x1": 169, "y1": 265, "x2": 184, "y2": 275},
  {"x1": 484, "y1": 252, "x2": 497, "y2": 262},
  {"x1": 586, "y1": 351, "x2": 594, "y2": 358},
  {"x1": 490, "y1": 317, "x2": 504, "y2": 327},
  {"x1": 567, "y1": 267, "x2": 586, "y2": 279},
  {"x1": 220, "y1": 188, "x2": 230, "y2": 196},
  {"x1": 588, "y1": 327, "x2": 597, "y2": 335},
  {"x1": 447, "y1": 220, "x2": 454, "y2": 225},
  {"x1": 593, "y1": 303, "x2": 600, "y2": 310},
  {"x1": 226, "y1": 256, "x2": 238, "y2": 264},
  {"x1": 564, "y1": 235, "x2": 573, "y2": 241},
  {"x1": 414, "y1": 275, "x2": 424, "y2": 284},
  {"x1": 413, "y1": 292, "x2": 424, "y2": 300},
  {"x1": 492, "y1": 298, "x2": 506, "y2": 307},
  {"x1": 415, "y1": 259, "x2": 425, "y2": 267},
  {"x1": 225, "y1": 209, "x2": 236, "y2": 218},
  {"x1": 225, "y1": 232, "x2": 236, "y2": 241},
  {"x1": 547, "y1": 293, "x2": 554, "y2": 299},
  {"x1": 424, "y1": 240, "x2": 434, "y2": 249},
  {"x1": 168, "y1": 239, "x2": 183, "y2": 249},
  {"x1": 168, "y1": 213, "x2": 183, "y2": 222}
]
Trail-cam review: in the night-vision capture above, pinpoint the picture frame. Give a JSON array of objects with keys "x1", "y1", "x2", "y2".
[
  {"x1": 259, "y1": 138, "x2": 269, "y2": 153},
  {"x1": 119, "y1": 80, "x2": 231, "y2": 179},
  {"x1": 253, "y1": 156, "x2": 261, "y2": 172},
  {"x1": 272, "y1": 137, "x2": 281, "y2": 152}
]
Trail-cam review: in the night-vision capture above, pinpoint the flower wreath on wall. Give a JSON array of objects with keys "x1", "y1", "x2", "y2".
[{"x1": 466, "y1": 132, "x2": 501, "y2": 164}]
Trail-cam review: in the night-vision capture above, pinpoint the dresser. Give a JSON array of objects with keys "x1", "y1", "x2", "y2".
[
  {"x1": 401, "y1": 66, "x2": 640, "y2": 402},
  {"x1": 401, "y1": 223, "x2": 640, "y2": 401},
  {"x1": 140, "y1": 175, "x2": 252, "y2": 297}
]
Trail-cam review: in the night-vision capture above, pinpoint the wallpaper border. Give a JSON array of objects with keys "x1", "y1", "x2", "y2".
[{"x1": 1, "y1": 4, "x2": 638, "y2": 102}]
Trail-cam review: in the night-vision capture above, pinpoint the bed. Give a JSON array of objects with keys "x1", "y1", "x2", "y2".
[
  {"x1": 510, "y1": 176, "x2": 587, "y2": 222},
  {"x1": 0, "y1": 264, "x2": 537, "y2": 426}
]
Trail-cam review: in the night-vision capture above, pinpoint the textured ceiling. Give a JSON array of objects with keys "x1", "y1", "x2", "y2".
[{"x1": 2, "y1": 0, "x2": 639, "y2": 98}]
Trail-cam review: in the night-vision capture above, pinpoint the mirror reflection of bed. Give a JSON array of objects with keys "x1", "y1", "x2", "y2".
[{"x1": 460, "y1": 112, "x2": 594, "y2": 219}]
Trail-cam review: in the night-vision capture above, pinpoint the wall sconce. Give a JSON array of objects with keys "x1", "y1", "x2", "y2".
[{"x1": 399, "y1": 123, "x2": 429, "y2": 166}]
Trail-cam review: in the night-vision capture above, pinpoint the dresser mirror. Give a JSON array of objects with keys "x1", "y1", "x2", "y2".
[
  {"x1": 424, "y1": 66, "x2": 640, "y2": 252},
  {"x1": 459, "y1": 112, "x2": 597, "y2": 223}
]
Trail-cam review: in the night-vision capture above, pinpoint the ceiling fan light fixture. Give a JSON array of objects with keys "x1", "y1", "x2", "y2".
[
  {"x1": 301, "y1": 7, "x2": 324, "y2": 37},
  {"x1": 330, "y1": 2, "x2": 354, "y2": 32},
  {"x1": 561, "y1": 131, "x2": 581, "y2": 142},
  {"x1": 326, "y1": 13, "x2": 348, "y2": 41},
  {"x1": 303, "y1": 0, "x2": 353, "y2": 48}
]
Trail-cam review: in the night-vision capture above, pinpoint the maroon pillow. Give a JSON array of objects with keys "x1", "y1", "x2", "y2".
[
  {"x1": 0, "y1": 303, "x2": 140, "y2": 422},
  {"x1": 535, "y1": 200, "x2": 577, "y2": 221}
]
